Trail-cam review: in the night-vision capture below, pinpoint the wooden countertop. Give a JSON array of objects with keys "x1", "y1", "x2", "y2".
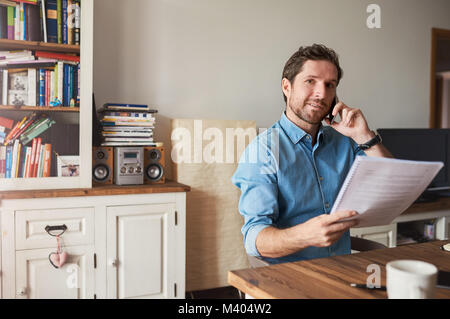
[
  {"x1": 401, "y1": 196, "x2": 450, "y2": 215},
  {"x1": 228, "y1": 240, "x2": 450, "y2": 299},
  {"x1": 0, "y1": 180, "x2": 190, "y2": 200}
]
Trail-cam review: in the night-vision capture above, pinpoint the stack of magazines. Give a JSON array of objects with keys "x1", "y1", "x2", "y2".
[{"x1": 98, "y1": 103, "x2": 158, "y2": 147}]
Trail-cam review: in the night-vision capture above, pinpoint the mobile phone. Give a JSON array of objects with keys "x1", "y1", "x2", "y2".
[{"x1": 328, "y1": 96, "x2": 339, "y2": 123}]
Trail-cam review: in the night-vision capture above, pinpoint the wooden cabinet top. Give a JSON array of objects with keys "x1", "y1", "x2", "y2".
[
  {"x1": 0, "y1": 180, "x2": 190, "y2": 200},
  {"x1": 401, "y1": 196, "x2": 450, "y2": 215}
]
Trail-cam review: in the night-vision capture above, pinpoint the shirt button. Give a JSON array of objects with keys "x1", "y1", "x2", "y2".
[
  {"x1": 325, "y1": 203, "x2": 330, "y2": 208},
  {"x1": 320, "y1": 176, "x2": 324, "y2": 181},
  {"x1": 306, "y1": 136, "x2": 310, "y2": 140}
]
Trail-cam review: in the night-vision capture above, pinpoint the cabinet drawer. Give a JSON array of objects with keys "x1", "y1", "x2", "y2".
[{"x1": 15, "y1": 207, "x2": 95, "y2": 250}]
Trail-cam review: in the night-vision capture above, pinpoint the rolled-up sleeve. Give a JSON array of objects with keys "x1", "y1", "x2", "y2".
[{"x1": 231, "y1": 138, "x2": 279, "y2": 257}]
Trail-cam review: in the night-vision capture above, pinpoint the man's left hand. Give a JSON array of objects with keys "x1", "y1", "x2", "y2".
[{"x1": 324, "y1": 101, "x2": 374, "y2": 144}]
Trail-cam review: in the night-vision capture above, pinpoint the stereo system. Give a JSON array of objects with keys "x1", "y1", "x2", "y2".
[
  {"x1": 114, "y1": 147, "x2": 144, "y2": 185},
  {"x1": 92, "y1": 147, "x2": 114, "y2": 185},
  {"x1": 92, "y1": 146, "x2": 165, "y2": 186}
]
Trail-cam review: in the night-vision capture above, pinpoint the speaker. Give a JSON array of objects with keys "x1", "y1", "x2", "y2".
[
  {"x1": 144, "y1": 146, "x2": 165, "y2": 184},
  {"x1": 92, "y1": 146, "x2": 113, "y2": 185}
]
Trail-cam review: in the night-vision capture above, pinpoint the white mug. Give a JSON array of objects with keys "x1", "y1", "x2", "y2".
[{"x1": 386, "y1": 260, "x2": 438, "y2": 299}]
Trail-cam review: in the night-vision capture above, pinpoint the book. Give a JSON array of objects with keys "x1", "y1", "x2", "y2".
[
  {"x1": 56, "y1": 0, "x2": 61, "y2": 43},
  {"x1": 102, "y1": 103, "x2": 157, "y2": 112},
  {"x1": 14, "y1": 140, "x2": 21, "y2": 177},
  {"x1": 62, "y1": 0, "x2": 66, "y2": 44},
  {"x1": 23, "y1": 145, "x2": 30, "y2": 177},
  {"x1": 34, "y1": 51, "x2": 80, "y2": 63},
  {"x1": 330, "y1": 156, "x2": 444, "y2": 228},
  {"x1": 3, "y1": 114, "x2": 26, "y2": 144},
  {"x1": 40, "y1": 0, "x2": 47, "y2": 42},
  {"x1": 0, "y1": 6, "x2": 7, "y2": 39},
  {"x1": 2, "y1": 69, "x2": 7, "y2": 105},
  {"x1": 37, "y1": 143, "x2": 43, "y2": 177},
  {"x1": 4, "y1": 59, "x2": 56, "y2": 69},
  {"x1": 0, "y1": 115, "x2": 14, "y2": 129},
  {"x1": 12, "y1": 0, "x2": 38, "y2": 4},
  {"x1": 6, "y1": 5, "x2": 14, "y2": 39},
  {"x1": 38, "y1": 68, "x2": 44, "y2": 105},
  {"x1": 102, "y1": 112, "x2": 153, "y2": 118},
  {"x1": 5, "y1": 144, "x2": 11, "y2": 178},
  {"x1": 42, "y1": 142, "x2": 50, "y2": 177},
  {"x1": 20, "y1": 117, "x2": 55, "y2": 145},
  {"x1": 28, "y1": 136, "x2": 36, "y2": 176},
  {"x1": 46, "y1": 0, "x2": 57, "y2": 43},
  {"x1": 27, "y1": 67, "x2": 36, "y2": 106},
  {"x1": 31, "y1": 136, "x2": 41, "y2": 177},
  {"x1": 101, "y1": 141, "x2": 159, "y2": 147},
  {"x1": 67, "y1": 0, "x2": 72, "y2": 44},
  {"x1": 25, "y1": 0, "x2": 40, "y2": 40},
  {"x1": 73, "y1": 0, "x2": 79, "y2": 44},
  {"x1": 0, "y1": 145, "x2": 5, "y2": 178},
  {"x1": 103, "y1": 137, "x2": 154, "y2": 142}
]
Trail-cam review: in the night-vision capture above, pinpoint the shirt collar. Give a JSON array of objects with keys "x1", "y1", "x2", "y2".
[{"x1": 279, "y1": 112, "x2": 326, "y2": 145}]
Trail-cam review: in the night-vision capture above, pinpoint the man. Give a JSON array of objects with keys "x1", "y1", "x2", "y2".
[{"x1": 232, "y1": 44, "x2": 393, "y2": 264}]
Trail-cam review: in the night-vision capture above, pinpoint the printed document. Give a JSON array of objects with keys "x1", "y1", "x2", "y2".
[{"x1": 331, "y1": 156, "x2": 444, "y2": 228}]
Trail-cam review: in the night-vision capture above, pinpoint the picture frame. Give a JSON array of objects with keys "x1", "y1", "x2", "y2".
[{"x1": 57, "y1": 155, "x2": 80, "y2": 177}]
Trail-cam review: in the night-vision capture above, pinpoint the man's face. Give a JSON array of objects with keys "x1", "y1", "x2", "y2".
[{"x1": 283, "y1": 60, "x2": 338, "y2": 125}]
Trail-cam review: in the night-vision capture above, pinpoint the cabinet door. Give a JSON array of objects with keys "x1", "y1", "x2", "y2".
[
  {"x1": 106, "y1": 203, "x2": 177, "y2": 299},
  {"x1": 15, "y1": 246, "x2": 95, "y2": 299}
]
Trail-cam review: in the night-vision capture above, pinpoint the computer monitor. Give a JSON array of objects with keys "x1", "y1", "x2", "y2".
[{"x1": 377, "y1": 129, "x2": 450, "y2": 191}]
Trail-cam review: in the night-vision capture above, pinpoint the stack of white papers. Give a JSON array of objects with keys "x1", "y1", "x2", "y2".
[{"x1": 331, "y1": 156, "x2": 444, "y2": 227}]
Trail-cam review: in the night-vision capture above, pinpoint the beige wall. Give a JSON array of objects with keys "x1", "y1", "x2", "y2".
[{"x1": 93, "y1": 0, "x2": 450, "y2": 175}]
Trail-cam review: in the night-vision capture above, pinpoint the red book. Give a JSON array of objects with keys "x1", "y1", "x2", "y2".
[
  {"x1": 32, "y1": 137, "x2": 41, "y2": 177},
  {"x1": 28, "y1": 138, "x2": 37, "y2": 178},
  {"x1": 0, "y1": 116, "x2": 14, "y2": 130},
  {"x1": 35, "y1": 51, "x2": 80, "y2": 63},
  {"x1": 42, "y1": 143, "x2": 51, "y2": 177}
]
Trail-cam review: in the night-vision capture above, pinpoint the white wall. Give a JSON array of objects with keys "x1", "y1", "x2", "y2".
[{"x1": 93, "y1": 0, "x2": 450, "y2": 167}]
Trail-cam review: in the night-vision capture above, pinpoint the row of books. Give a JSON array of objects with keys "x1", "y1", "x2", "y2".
[
  {"x1": 0, "y1": 50, "x2": 80, "y2": 107},
  {"x1": 1, "y1": 112, "x2": 55, "y2": 146},
  {"x1": 0, "y1": 137, "x2": 51, "y2": 178},
  {"x1": 0, "y1": 0, "x2": 81, "y2": 45},
  {"x1": 99, "y1": 103, "x2": 158, "y2": 147}
]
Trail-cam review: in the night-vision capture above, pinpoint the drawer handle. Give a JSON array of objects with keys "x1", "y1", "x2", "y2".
[{"x1": 45, "y1": 224, "x2": 68, "y2": 237}]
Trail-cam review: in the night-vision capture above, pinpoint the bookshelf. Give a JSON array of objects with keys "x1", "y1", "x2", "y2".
[{"x1": 0, "y1": 0, "x2": 92, "y2": 191}]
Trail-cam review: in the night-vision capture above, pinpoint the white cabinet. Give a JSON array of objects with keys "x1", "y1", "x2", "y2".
[
  {"x1": 0, "y1": 190, "x2": 186, "y2": 299},
  {"x1": 106, "y1": 203, "x2": 178, "y2": 299},
  {"x1": 350, "y1": 224, "x2": 397, "y2": 248}
]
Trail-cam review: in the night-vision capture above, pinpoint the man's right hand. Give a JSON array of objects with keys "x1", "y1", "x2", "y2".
[
  {"x1": 255, "y1": 210, "x2": 359, "y2": 258},
  {"x1": 295, "y1": 210, "x2": 359, "y2": 248}
]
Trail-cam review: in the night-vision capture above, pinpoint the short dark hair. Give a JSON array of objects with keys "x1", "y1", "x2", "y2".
[{"x1": 282, "y1": 44, "x2": 343, "y2": 103}]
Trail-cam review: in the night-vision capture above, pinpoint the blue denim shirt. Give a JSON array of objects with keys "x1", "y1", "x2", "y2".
[{"x1": 231, "y1": 113, "x2": 366, "y2": 264}]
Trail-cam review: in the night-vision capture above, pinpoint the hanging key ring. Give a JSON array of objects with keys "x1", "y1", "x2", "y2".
[{"x1": 45, "y1": 224, "x2": 67, "y2": 237}]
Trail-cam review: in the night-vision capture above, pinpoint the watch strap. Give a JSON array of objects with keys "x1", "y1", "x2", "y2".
[{"x1": 357, "y1": 132, "x2": 382, "y2": 151}]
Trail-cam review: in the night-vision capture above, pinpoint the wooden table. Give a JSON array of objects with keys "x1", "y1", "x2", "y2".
[{"x1": 228, "y1": 240, "x2": 450, "y2": 299}]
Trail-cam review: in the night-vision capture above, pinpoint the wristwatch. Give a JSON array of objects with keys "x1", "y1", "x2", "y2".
[{"x1": 357, "y1": 131, "x2": 382, "y2": 151}]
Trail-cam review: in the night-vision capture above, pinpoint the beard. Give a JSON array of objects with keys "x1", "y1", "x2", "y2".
[{"x1": 288, "y1": 98, "x2": 330, "y2": 125}]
